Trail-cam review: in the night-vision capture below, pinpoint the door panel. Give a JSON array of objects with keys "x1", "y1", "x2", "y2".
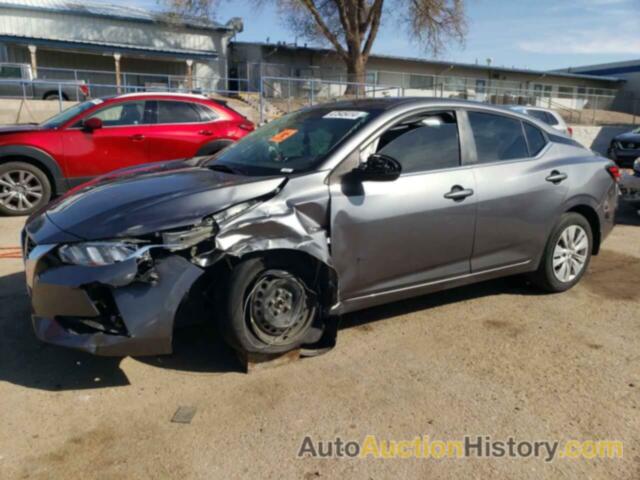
[
  {"x1": 61, "y1": 100, "x2": 152, "y2": 178},
  {"x1": 471, "y1": 158, "x2": 568, "y2": 271},
  {"x1": 465, "y1": 110, "x2": 569, "y2": 271},
  {"x1": 144, "y1": 121, "x2": 228, "y2": 162},
  {"x1": 144, "y1": 100, "x2": 228, "y2": 162},
  {"x1": 61, "y1": 126, "x2": 149, "y2": 178},
  {"x1": 330, "y1": 169, "x2": 477, "y2": 300}
]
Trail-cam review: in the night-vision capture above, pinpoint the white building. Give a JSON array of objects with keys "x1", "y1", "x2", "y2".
[
  {"x1": 230, "y1": 41, "x2": 624, "y2": 111},
  {"x1": 0, "y1": 0, "x2": 242, "y2": 92},
  {"x1": 559, "y1": 59, "x2": 640, "y2": 114}
]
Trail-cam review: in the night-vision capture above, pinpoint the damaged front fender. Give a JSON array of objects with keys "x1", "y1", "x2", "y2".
[{"x1": 214, "y1": 172, "x2": 334, "y2": 269}]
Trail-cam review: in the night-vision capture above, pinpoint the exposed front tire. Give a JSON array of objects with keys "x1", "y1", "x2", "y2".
[
  {"x1": 0, "y1": 161, "x2": 51, "y2": 216},
  {"x1": 530, "y1": 212, "x2": 593, "y2": 293},
  {"x1": 219, "y1": 256, "x2": 322, "y2": 355}
]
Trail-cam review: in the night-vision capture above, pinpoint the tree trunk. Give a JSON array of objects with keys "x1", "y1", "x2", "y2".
[{"x1": 344, "y1": 54, "x2": 366, "y2": 96}]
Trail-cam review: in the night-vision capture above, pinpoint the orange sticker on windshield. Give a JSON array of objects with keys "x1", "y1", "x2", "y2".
[{"x1": 270, "y1": 128, "x2": 298, "y2": 143}]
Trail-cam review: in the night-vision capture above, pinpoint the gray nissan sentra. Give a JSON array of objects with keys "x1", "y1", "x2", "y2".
[{"x1": 22, "y1": 98, "x2": 619, "y2": 357}]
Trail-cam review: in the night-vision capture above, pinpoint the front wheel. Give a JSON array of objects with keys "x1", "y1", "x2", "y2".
[
  {"x1": 530, "y1": 212, "x2": 593, "y2": 292},
  {"x1": 219, "y1": 257, "x2": 322, "y2": 354},
  {"x1": 0, "y1": 162, "x2": 51, "y2": 216}
]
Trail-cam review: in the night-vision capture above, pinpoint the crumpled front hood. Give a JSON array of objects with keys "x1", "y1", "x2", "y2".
[{"x1": 41, "y1": 160, "x2": 286, "y2": 240}]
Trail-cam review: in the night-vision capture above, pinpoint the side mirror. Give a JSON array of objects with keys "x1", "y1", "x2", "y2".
[
  {"x1": 352, "y1": 153, "x2": 402, "y2": 181},
  {"x1": 83, "y1": 117, "x2": 103, "y2": 132}
]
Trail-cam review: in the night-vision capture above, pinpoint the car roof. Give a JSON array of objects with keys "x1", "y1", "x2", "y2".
[
  {"x1": 504, "y1": 105, "x2": 559, "y2": 115},
  {"x1": 114, "y1": 92, "x2": 210, "y2": 101}
]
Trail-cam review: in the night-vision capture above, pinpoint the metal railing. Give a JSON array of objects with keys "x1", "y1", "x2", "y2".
[
  {"x1": 259, "y1": 76, "x2": 403, "y2": 123},
  {"x1": 257, "y1": 75, "x2": 627, "y2": 125},
  {"x1": 0, "y1": 77, "x2": 250, "y2": 112},
  {"x1": 0, "y1": 74, "x2": 634, "y2": 128}
]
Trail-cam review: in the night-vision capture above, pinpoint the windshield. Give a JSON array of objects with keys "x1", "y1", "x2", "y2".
[
  {"x1": 40, "y1": 99, "x2": 105, "y2": 128},
  {"x1": 208, "y1": 107, "x2": 382, "y2": 175}
]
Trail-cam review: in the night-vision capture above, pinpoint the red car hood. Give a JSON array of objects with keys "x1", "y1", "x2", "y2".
[{"x1": 0, "y1": 124, "x2": 47, "y2": 134}]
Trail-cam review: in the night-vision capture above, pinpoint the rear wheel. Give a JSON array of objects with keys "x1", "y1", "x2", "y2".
[
  {"x1": 0, "y1": 162, "x2": 51, "y2": 216},
  {"x1": 43, "y1": 92, "x2": 68, "y2": 101},
  {"x1": 219, "y1": 257, "x2": 321, "y2": 354},
  {"x1": 530, "y1": 212, "x2": 592, "y2": 292}
]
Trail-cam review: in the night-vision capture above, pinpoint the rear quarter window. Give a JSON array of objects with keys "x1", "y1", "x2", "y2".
[{"x1": 524, "y1": 123, "x2": 548, "y2": 156}]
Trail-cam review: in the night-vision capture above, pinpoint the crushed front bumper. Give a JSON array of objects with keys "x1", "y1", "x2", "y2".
[{"x1": 25, "y1": 244, "x2": 203, "y2": 356}]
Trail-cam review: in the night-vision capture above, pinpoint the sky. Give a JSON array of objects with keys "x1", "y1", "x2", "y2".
[{"x1": 109, "y1": 0, "x2": 640, "y2": 71}]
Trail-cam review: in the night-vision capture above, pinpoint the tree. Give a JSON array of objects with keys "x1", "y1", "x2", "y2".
[{"x1": 167, "y1": 0, "x2": 466, "y2": 88}]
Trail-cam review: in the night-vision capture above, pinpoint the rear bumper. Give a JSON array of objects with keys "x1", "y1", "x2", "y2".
[
  {"x1": 597, "y1": 181, "x2": 618, "y2": 246},
  {"x1": 26, "y1": 246, "x2": 203, "y2": 357}
]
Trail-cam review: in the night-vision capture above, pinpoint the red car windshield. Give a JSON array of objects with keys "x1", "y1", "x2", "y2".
[{"x1": 40, "y1": 99, "x2": 105, "y2": 129}]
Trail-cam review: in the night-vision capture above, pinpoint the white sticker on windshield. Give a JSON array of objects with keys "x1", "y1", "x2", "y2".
[
  {"x1": 90, "y1": 98, "x2": 104, "y2": 105},
  {"x1": 323, "y1": 110, "x2": 368, "y2": 120}
]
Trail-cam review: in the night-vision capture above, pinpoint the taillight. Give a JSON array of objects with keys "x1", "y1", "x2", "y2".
[
  {"x1": 607, "y1": 165, "x2": 621, "y2": 183},
  {"x1": 567, "y1": 126, "x2": 573, "y2": 137},
  {"x1": 239, "y1": 121, "x2": 254, "y2": 131}
]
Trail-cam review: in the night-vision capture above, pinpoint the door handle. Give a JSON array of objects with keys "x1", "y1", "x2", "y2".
[
  {"x1": 198, "y1": 130, "x2": 213, "y2": 136},
  {"x1": 444, "y1": 185, "x2": 474, "y2": 201},
  {"x1": 546, "y1": 170, "x2": 567, "y2": 184},
  {"x1": 130, "y1": 134, "x2": 145, "y2": 141}
]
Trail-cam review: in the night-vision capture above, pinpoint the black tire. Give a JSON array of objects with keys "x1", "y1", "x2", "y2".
[
  {"x1": 43, "y1": 92, "x2": 68, "y2": 101},
  {"x1": 0, "y1": 161, "x2": 52, "y2": 216},
  {"x1": 218, "y1": 256, "x2": 322, "y2": 355},
  {"x1": 529, "y1": 212, "x2": 593, "y2": 293}
]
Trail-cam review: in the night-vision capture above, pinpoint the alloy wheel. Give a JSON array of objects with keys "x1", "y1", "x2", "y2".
[
  {"x1": 0, "y1": 170, "x2": 44, "y2": 213},
  {"x1": 552, "y1": 225, "x2": 589, "y2": 283}
]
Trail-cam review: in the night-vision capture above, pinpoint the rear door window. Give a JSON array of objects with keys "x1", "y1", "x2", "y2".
[
  {"x1": 375, "y1": 111, "x2": 461, "y2": 173},
  {"x1": 468, "y1": 111, "x2": 529, "y2": 163},
  {"x1": 157, "y1": 101, "x2": 203, "y2": 124}
]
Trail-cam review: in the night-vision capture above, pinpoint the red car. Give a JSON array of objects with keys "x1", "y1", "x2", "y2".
[{"x1": 0, "y1": 93, "x2": 254, "y2": 215}]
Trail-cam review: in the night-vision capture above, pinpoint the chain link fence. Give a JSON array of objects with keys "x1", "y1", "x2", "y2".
[{"x1": 258, "y1": 75, "x2": 636, "y2": 126}]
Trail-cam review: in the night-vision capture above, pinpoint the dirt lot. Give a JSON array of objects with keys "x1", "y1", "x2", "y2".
[{"x1": 0, "y1": 206, "x2": 639, "y2": 479}]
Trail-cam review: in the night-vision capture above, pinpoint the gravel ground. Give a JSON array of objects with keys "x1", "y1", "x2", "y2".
[{"x1": 0, "y1": 206, "x2": 639, "y2": 479}]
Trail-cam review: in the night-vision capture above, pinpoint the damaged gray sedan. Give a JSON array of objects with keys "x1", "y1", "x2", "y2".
[{"x1": 22, "y1": 98, "x2": 619, "y2": 357}]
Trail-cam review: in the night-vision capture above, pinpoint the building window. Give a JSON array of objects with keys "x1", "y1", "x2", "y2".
[
  {"x1": 408, "y1": 74, "x2": 435, "y2": 90},
  {"x1": 558, "y1": 86, "x2": 575, "y2": 99}
]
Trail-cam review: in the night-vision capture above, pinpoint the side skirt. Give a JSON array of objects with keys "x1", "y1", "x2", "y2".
[{"x1": 332, "y1": 260, "x2": 533, "y2": 315}]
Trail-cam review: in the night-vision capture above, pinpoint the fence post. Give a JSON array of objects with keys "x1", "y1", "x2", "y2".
[
  {"x1": 310, "y1": 79, "x2": 315, "y2": 106},
  {"x1": 259, "y1": 77, "x2": 264, "y2": 125},
  {"x1": 592, "y1": 96, "x2": 597, "y2": 125},
  {"x1": 57, "y1": 83, "x2": 63, "y2": 112},
  {"x1": 287, "y1": 78, "x2": 291, "y2": 113}
]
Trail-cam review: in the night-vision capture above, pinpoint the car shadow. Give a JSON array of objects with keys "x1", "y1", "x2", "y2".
[
  {"x1": 339, "y1": 275, "x2": 538, "y2": 331},
  {"x1": 0, "y1": 271, "x2": 244, "y2": 392}
]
